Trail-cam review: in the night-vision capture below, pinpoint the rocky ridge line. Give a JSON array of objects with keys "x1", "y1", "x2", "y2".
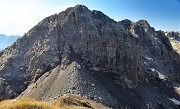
[{"x1": 0, "y1": 5, "x2": 180, "y2": 109}]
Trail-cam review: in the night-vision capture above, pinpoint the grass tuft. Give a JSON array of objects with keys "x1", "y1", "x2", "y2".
[
  {"x1": 0, "y1": 98, "x2": 59, "y2": 109},
  {"x1": 0, "y1": 94, "x2": 110, "y2": 109}
]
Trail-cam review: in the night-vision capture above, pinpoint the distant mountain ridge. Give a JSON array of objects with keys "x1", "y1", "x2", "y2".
[
  {"x1": 165, "y1": 31, "x2": 180, "y2": 41},
  {"x1": 0, "y1": 34, "x2": 20, "y2": 50},
  {"x1": 165, "y1": 31, "x2": 180, "y2": 54}
]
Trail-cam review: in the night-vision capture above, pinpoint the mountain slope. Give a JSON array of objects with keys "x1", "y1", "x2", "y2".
[{"x1": 0, "y1": 5, "x2": 180, "y2": 109}]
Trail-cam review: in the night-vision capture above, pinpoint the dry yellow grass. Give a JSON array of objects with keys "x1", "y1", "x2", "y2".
[
  {"x1": 0, "y1": 94, "x2": 111, "y2": 109},
  {"x1": 54, "y1": 94, "x2": 93, "y2": 109},
  {"x1": 173, "y1": 43, "x2": 180, "y2": 50},
  {"x1": 0, "y1": 98, "x2": 60, "y2": 109}
]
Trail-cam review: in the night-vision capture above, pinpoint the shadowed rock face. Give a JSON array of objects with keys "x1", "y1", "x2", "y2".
[{"x1": 0, "y1": 4, "x2": 180, "y2": 109}]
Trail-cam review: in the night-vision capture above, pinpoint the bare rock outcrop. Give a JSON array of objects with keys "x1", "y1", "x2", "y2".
[
  {"x1": 0, "y1": 5, "x2": 141, "y2": 100},
  {"x1": 0, "y1": 4, "x2": 180, "y2": 109}
]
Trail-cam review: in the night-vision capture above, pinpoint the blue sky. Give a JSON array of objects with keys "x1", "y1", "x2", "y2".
[{"x1": 0, "y1": 0, "x2": 179, "y2": 36}]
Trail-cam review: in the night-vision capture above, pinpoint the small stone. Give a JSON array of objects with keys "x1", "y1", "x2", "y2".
[{"x1": 145, "y1": 78, "x2": 149, "y2": 83}]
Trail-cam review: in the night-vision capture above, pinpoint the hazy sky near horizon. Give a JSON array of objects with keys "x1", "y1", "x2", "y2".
[{"x1": 0, "y1": 0, "x2": 180, "y2": 36}]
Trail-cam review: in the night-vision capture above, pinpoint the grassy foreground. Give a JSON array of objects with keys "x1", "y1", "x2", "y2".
[{"x1": 0, "y1": 94, "x2": 110, "y2": 109}]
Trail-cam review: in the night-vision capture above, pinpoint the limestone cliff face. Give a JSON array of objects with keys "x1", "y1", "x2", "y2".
[
  {"x1": 1, "y1": 5, "x2": 180, "y2": 109},
  {"x1": 0, "y1": 5, "x2": 141, "y2": 100},
  {"x1": 120, "y1": 19, "x2": 180, "y2": 80}
]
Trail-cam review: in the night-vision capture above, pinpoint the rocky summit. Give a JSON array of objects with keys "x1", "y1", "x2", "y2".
[{"x1": 0, "y1": 5, "x2": 180, "y2": 109}]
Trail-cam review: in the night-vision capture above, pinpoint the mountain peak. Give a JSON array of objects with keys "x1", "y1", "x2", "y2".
[
  {"x1": 0, "y1": 4, "x2": 180, "y2": 109},
  {"x1": 71, "y1": 4, "x2": 89, "y2": 13},
  {"x1": 136, "y1": 19, "x2": 154, "y2": 32},
  {"x1": 136, "y1": 19, "x2": 150, "y2": 27},
  {"x1": 74, "y1": 4, "x2": 87, "y2": 9}
]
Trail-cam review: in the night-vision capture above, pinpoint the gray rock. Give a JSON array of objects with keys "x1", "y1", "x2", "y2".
[
  {"x1": 0, "y1": 4, "x2": 180, "y2": 109},
  {"x1": 0, "y1": 5, "x2": 141, "y2": 99}
]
